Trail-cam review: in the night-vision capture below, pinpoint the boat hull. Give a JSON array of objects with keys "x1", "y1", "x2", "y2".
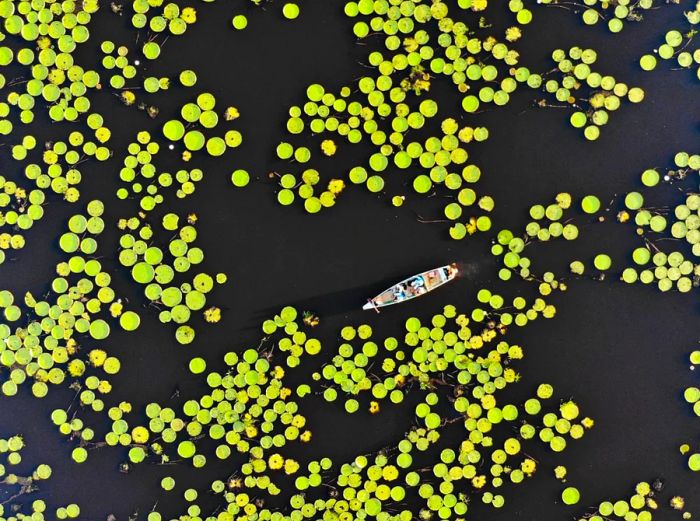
[{"x1": 363, "y1": 264, "x2": 458, "y2": 310}]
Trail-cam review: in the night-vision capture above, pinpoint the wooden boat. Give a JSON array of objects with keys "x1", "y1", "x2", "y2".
[{"x1": 363, "y1": 264, "x2": 459, "y2": 311}]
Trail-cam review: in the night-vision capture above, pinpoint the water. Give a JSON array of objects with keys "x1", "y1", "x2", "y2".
[{"x1": 0, "y1": 0, "x2": 699, "y2": 519}]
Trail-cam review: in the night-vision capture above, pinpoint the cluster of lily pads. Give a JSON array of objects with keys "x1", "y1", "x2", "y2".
[
  {"x1": 537, "y1": 0, "x2": 658, "y2": 33},
  {"x1": 491, "y1": 192, "x2": 603, "y2": 289},
  {"x1": 118, "y1": 212, "x2": 226, "y2": 344},
  {"x1": 162, "y1": 94, "x2": 243, "y2": 157},
  {"x1": 537, "y1": 47, "x2": 644, "y2": 141},
  {"x1": 0, "y1": 123, "x2": 111, "y2": 263},
  {"x1": 684, "y1": 349, "x2": 700, "y2": 473},
  {"x1": 491, "y1": 155, "x2": 700, "y2": 294},
  {"x1": 115, "y1": 110, "x2": 235, "y2": 342},
  {"x1": 0, "y1": 435, "x2": 82, "y2": 520},
  {"x1": 614, "y1": 156, "x2": 700, "y2": 291},
  {"x1": 0, "y1": 171, "x2": 42, "y2": 265},
  {"x1": 270, "y1": 0, "x2": 531, "y2": 234},
  {"x1": 639, "y1": 6, "x2": 700, "y2": 80},
  {"x1": 574, "y1": 481, "x2": 692, "y2": 521},
  {"x1": 269, "y1": 0, "x2": 646, "y2": 240},
  {"x1": 48, "y1": 291, "x2": 595, "y2": 520},
  {"x1": 130, "y1": 0, "x2": 197, "y2": 35},
  {"x1": 0, "y1": 201, "x2": 139, "y2": 399},
  {"x1": 0, "y1": 0, "x2": 102, "y2": 124}
]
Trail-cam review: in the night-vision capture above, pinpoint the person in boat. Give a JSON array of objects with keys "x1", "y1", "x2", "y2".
[
  {"x1": 411, "y1": 276, "x2": 426, "y2": 294},
  {"x1": 393, "y1": 284, "x2": 407, "y2": 301}
]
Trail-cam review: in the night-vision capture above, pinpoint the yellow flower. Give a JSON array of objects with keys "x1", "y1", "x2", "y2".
[
  {"x1": 581, "y1": 417, "x2": 595, "y2": 429},
  {"x1": 636, "y1": 482, "x2": 651, "y2": 496},
  {"x1": 268, "y1": 454, "x2": 284, "y2": 470},
  {"x1": 280, "y1": 387, "x2": 292, "y2": 399},
  {"x1": 182, "y1": 150, "x2": 192, "y2": 162},
  {"x1": 245, "y1": 425, "x2": 258, "y2": 438},
  {"x1": 273, "y1": 366, "x2": 285, "y2": 379},
  {"x1": 109, "y1": 302, "x2": 123, "y2": 318},
  {"x1": 224, "y1": 106, "x2": 240, "y2": 121},
  {"x1": 554, "y1": 465, "x2": 567, "y2": 481},
  {"x1": 480, "y1": 329, "x2": 496, "y2": 342},
  {"x1": 89, "y1": 349, "x2": 107, "y2": 367},
  {"x1": 670, "y1": 496, "x2": 686, "y2": 510},
  {"x1": 468, "y1": 335, "x2": 483, "y2": 349},
  {"x1": 508, "y1": 345, "x2": 523, "y2": 360},
  {"x1": 120, "y1": 90, "x2": 136, "y2": 106},
  {"x1": 181, "y1": 6, "x2": 197, "y2": 23},
  {"x1": 66, "y1": 338, "x2": 77, "y2": 354},
  {"x1": 119, "y1": 401, "x2": 132, "y2": 413},
  {"x1": 97, "y1": 380, "x2": 112, "y2": 394},
  {"x1": 300, "y1": 430, "x2": 312, "y2": 442},
  {"x1": 480, "y1": 394, "x2": 495, "y2": 410},
  {"x1": 403, "y1": 37, "x2": 418, "y2": 52},
  {"x1": 505, "y1": 26, "x2": 522, "y2": 42},
  {"x1": 466, "y1": 217, "x2": 477, "y2": 235},
  {"x1": 560, "y1": 401, "x2": 580, "y2": 420},
  {"x1": 48, "y1": 68, "x2": 65, "y2": 85},
  {"x1": 369, "y1": 401, "x2": 380, "y2": 414},
  {"x1": 204, "y1": 306, "x2": 221, "y2": 323},
  {"x1": 68, "y1": 359, "x2": 85, "y2": 377},
  {"x1": 284, "y1": 458, "x2": 300, "y2": 474},
  {"x1": 328, "y1": 178, "x2": 345, "y2": 194},
  {"x1": 321, "y1": 140, "x2": 337, "y2": 157},
  {"x1": 382, "y1": 465, "x2": 399, "y2": 481},
  {"x1": 43, "y1": 150, "x2": 58, "y2": 165},
  {"x1": 521, "y1": 458, "x2": 537, "y2": 475},
  {"x1": 471, "y1": 475, "x2": 486, "y2": 488}
]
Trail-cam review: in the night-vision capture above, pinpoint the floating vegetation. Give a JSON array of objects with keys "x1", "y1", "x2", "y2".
[
  {"x1": 0, "y1": 0, "x2": 698, "y2": 518},
  {"x1": 491, "y1": 192, "x2": 585, "y2": 288},
  {"x1": 536, "y1": 0, "x2": 660, "y2": 33},
  {"x1": 0, "y1": 435, "x2": 81, "y2": 519},
  {"x1": 0, "y1": 201, "x2": 139, "y2": 399},
  {"x1": 639, "y1": 5, "x2": 700, "y2": 79},
  {"x1": 574, "y1": 481, "x2": 694, "y2": 521},
  {"x1": 268, "y1": 0, "x2": 531, "y2": 230},
  {"x1": 535, "y1": 47, "x2": 644, "y2": 141},
  {"x1": 162, "y1": 94, "x2": 243, "y2": 157},
  {"x1": 117, "y1": 212, "x2": 225, "y2": 344},
  {"x1": 0, "y1": 0, "x2": 102, "y2": 124},
  {"x1": 129, "y1": 0, "x2": 198, "y2": 35},
  {"x1": 48, "y1": 294, "x2": 595, "y2": 519},
  {"x1": 114, "y1": 93, "x2": 241, "y2": 342},
  {"x1": 267, "y1": 0, "x2": 647, "y2": 242},
  {"x1": 685, "y1": 349, "x2": 700, "y2": 472}
]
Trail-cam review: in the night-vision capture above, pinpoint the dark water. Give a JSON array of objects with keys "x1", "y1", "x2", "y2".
[{"x1": 0, "y1": 0, "x2": 699, "y2": 520}]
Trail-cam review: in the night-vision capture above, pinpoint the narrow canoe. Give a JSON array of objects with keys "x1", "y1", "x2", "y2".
[{"x1": 363, "y1": 264, "x2": 458, "y2": 311}]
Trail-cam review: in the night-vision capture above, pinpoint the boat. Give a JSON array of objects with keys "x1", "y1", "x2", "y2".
[{"x1": 363, "y1": 264, "x2": 459, "y2": 311}]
